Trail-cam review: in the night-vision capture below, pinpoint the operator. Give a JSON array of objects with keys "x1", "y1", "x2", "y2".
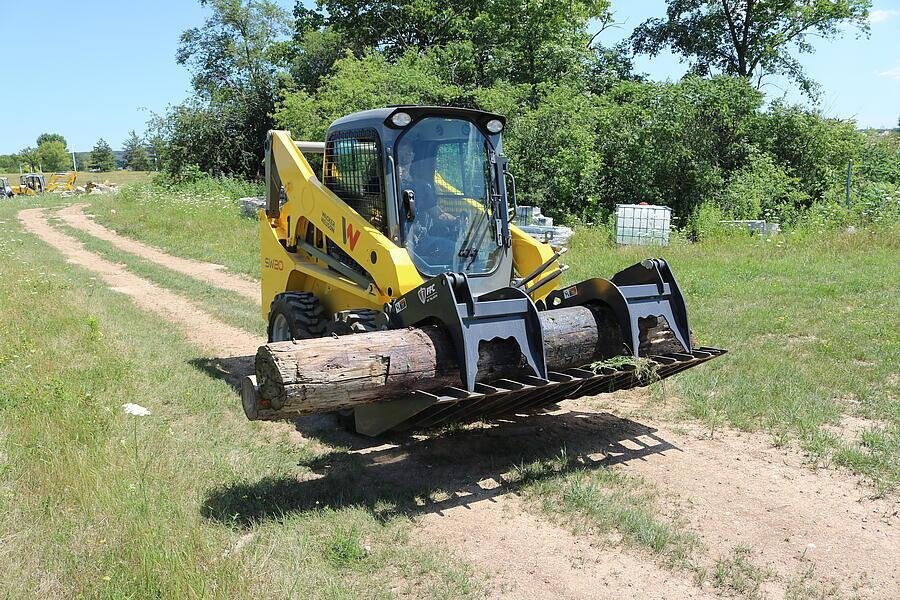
[{"x1": 396, "y1": 143, "x2": 458, "y2": 239}]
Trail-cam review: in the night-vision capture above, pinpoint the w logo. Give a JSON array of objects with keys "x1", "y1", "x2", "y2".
[{"x1": 341, "y1": 217, "x2": 362, "y2": 251}]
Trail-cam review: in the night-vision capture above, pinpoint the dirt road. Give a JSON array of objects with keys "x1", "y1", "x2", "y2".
[
  {"x1": 20, "y1": 205, "x2": 900, "y2": 599},
  {"x1": 56, "y1": 203, "x2": 259, "y2": 302}
]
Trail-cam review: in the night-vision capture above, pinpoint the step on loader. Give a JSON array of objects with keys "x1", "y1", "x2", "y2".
[{"x1": 242, "y1": 106, "x2": 724, "y2": 436}]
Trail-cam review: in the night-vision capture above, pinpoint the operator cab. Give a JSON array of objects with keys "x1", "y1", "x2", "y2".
[
  {"x1": 20, "y1": 174, "x2": 46, "y2": 194},
  {"x1": 322, "y1": 106, "x2": 515, "y2": 295}
]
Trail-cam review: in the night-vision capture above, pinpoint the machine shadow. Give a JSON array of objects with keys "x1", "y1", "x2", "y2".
[
  {"x1": 189, "y1": 355, "x2": 255, "y2": 389},
  {"x1": 202, "y1": 407, "x2": 680, "y2": 527}
]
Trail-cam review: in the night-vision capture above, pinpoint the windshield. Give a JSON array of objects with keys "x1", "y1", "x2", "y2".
[{"x1": 396, "y1": 118, "x2": 503, "y2": 276}]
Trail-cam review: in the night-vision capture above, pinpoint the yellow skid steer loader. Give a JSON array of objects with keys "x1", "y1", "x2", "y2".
[{"x1": 243, "y1": 106, "x2": 724, "y2": 435}]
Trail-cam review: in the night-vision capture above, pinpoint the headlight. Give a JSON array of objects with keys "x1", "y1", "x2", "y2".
[
  {"x1": 486, "y1": 119, "x2": 504, "y2": 133},
  {"x1": 391, "y1": 112, "x2": 412, "y2": 127}
]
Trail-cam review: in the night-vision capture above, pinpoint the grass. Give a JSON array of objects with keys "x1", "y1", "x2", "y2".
[
  {"x1": 87, "y1": 183, "x2": 899, "y2": 489},
  {"x1": 712, "y1": 545, "x2": 772, "y2": 598},
  {"x1": 2, "y1": 170, "x2": 153, "y2": 188},
  {"x1": 0, "y1": 196, "x2": 481, "y2": 598},
  {"x1": 568, "y1": 227, "x2": 900, "y2": 491},
  {"x1": 510, "y1": 452, "x2": 699, "y2": 569},
  {"x1": 88, "y1": 180, "x2": 261, "y2": 279},
  {"x1": 52, "y1": 217, "x2": 265, "y2": 336}
]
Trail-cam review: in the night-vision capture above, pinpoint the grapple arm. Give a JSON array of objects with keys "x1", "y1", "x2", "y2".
[{"x1": 544, "y1": 259, "x2": 692, "y2": 356}]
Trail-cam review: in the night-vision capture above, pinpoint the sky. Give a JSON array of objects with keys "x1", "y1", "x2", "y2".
[{"x1": 2, "y1": 0, "x2": 898, "y2": 154}]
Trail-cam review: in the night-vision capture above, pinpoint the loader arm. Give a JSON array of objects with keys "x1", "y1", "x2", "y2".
[{"x1": 261, "y1": 131, "x2": 424, "y2": 315}]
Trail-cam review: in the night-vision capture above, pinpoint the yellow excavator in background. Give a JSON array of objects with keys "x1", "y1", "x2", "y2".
[
  {"x1": 11, "y1": 173, "x2": 46, "y2": 196},
  {"x1": 243, "y1": 106, "x2": 724, "y2": 435},
  {"x1": 10, "y1": 171, "x2": 77, "y2": 196},
  {"x1": 46, "y1": 171, "x2": 77, "y2": 192}
]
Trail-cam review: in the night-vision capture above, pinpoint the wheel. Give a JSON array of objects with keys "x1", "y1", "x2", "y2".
[{"x1": 267, "y1": 292, "x2": 328, "y2": 342}]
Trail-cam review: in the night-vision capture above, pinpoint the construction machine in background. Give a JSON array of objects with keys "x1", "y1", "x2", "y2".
[
  {"x1": 242, "y1": 106, "x2": 724, "y2": 436},
  {"x1": 9, "y1": 172, "x2": 77, "y2": 196},
  {"x1": 11, "y1": 173, "x2": 46, "y2": 196},
  {"x1": 45, "y1": 171, "x2": 77, "y2": 192}
]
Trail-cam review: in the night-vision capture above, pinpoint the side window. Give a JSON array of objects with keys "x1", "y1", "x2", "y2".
[{"x1": 323, "y1": 128, "x2": 387, "y2": 234}]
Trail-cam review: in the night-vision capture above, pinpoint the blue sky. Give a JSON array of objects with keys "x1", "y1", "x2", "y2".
[{"x1": 2, "y1": 0, "x2": 898, "y2": 154}]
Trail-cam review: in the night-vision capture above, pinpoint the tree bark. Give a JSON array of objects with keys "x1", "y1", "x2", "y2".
[{"x1": 244, "y1": 304, "x2": 648, "y2": 421}]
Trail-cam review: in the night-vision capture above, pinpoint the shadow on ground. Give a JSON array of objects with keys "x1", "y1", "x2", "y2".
[
  {"x1": 201, "y1": 406, "x2": 680, "y2": 527},
  {"x1": 190, "y1": 355, "x2": 255, "y2": 389}
]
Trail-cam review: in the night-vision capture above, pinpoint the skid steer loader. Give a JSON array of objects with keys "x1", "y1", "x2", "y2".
[{"x1": 244, "y1": 106, "x2": 724, "y2": 435}]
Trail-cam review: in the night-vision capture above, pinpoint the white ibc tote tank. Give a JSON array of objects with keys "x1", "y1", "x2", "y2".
[{"x1": 615, "y1": 203, "x2": 672, "y2": 246}]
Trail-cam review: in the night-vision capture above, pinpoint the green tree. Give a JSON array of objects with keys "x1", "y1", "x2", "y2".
[
  {"x1": 315, "y1": 0, "x2": 477, "y2": 57},
  {"x1": 170, "y1": 0, "x2": 290, "y2": 177},
  {"x1": 18, "y1": 147, "x2": 41, "y2": 171},
  {"x1": 0, "y1": 154, "x2": 18, "y2": 171},
  {"x1": 474, "y1": 0, "x2": 610, "y2": 96},
  {"x1": 122, "y1": 131, "x2": 152, "y2": 170},
  {"x1": 36, "y1": 133, "x2": 67, "y2": 147},
  {"x1": 89, "y1": 139, "x2": 116, "y2": 172},
  {"x1": 631, "y1": 0, "x2": 871, "y2": 96},
  {"x1": 276, "y1": 51, "x2": 465, "y2": 141},
  {"x1": 37, "y1": 140, "x2": 71, "y2": 172}
]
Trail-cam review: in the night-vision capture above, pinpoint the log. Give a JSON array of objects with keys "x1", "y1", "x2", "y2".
[{"x1": 244, "y1": 304, "x2": 656, "y2": 421}]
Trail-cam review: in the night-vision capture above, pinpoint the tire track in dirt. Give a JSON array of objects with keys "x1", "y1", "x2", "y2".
[
  {"x1": 56, "y1": 204, "x2": 259, "y2": 303},
  {"x1": 18, "y1": 208, "x2": 260, "y2": 362},
  {"x1": 386, "y1": 400, "x2": 898, "y2": 599},
  {"x1": 418, "y1": 495, "x2": 718, "y2": 600}
]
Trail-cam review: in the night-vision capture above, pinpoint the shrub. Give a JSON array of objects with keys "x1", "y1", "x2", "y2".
[{"x1": 718, "y1": 152, "x2": 808, "y2": 223}]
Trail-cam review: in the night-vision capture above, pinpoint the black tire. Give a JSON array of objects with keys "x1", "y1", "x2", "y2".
[{"x1": 267, "y1": 292, "x2": 328, "y2": 342}]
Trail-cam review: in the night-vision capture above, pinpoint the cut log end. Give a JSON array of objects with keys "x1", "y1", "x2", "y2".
[{"x1": 241, "y1": 375, "x2": 260, "y2": 421}]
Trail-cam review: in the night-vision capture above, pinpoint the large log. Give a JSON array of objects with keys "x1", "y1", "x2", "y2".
[{"x1": 245, "y1": 304, "x2": 646, "y2": 421}]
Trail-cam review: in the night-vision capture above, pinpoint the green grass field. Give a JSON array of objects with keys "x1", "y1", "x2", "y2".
[
  {"x1": 2, "y1": 170, "x2": 153, "y2": 188},
  {"x1": 0, "y1": 195, "x2": 481, "y2": 598}
]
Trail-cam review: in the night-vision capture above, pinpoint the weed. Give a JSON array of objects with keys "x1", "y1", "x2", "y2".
[{"x1": 712, "y1": 545, "x2": 772, "y2": 598}]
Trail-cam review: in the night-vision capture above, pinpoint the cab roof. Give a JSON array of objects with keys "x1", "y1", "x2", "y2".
[{"x1": 329, "y1": 105, "x2": 506, "y2": 133}]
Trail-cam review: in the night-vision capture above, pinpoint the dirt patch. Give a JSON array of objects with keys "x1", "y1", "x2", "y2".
[
  {"x1": 822, "y1": 415, "x2": 892, "y2": 445},
  {"x1": 418, "y1": 495, "x2": 717, "y2": 600},
  {"x1": 19, "y1": 207, "x2": 260, "y2": 363},
  {"x1": 56, "y1": 204, "x2": 259, "y2": 303},
  {"x1": 575, "y1": 396, "x2": 899, "y2": 598}
]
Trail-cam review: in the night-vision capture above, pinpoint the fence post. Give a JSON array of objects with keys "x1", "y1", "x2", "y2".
[{"x1": 845, "y1": 159, "x2": 853, "y2": 209}]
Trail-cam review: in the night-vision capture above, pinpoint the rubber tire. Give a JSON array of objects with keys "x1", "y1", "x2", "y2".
[{"x1": 267, "y1": 292, "x2": 328, "y2": 342}]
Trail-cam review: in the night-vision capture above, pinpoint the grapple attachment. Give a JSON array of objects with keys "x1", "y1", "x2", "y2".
[{"x1": 352, "y1": 259, "x2": 724, "y2": 436}]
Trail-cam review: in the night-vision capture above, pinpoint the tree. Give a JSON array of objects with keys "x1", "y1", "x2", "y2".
[
  {"x1": 631, "y1": 0, "x2": 871, "y2": 96},
  {"x1": 474, "y1": 0, "x2": 611, "y2": 95},
  {"x1": 36, "y1": 133, "x2": 67, "y2": 147},
  {"x1": 171, "y1": 0, "x2": 290, "y2": 177},
  {"x1": 37, "y1": 140, "x2": 71, "y2": 172},
  {"x1": 18, "y1": 147, "x2": 41, "y2": 171},
  {"x1": 315, "y1": 0, "x2": 477, "y2": 57},
  {"x1": 89, "y1": 139, "x2": 116, "y2": 172},
  {"x1": 122, "y1": 131, "x2": 151, "y2": 170}
]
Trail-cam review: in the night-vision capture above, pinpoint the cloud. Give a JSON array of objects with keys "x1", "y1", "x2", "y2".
[
  {"x1": 879, "y1": 65, "x2": 900, "y2": 79},
  {"x1": 869, "y1": 9, "x2": 899, "y2": 24}
]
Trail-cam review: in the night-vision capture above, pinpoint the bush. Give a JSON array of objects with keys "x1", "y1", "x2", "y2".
[
  {"x1": 686, "y1": 202, "x2": 730, "y2": 241},
  {"x1": 801, "y1": 181, "x2": 900, "y2": 231},
  {"x1": 718, "y1": 152, "x2": 808, "y2": 223}
]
